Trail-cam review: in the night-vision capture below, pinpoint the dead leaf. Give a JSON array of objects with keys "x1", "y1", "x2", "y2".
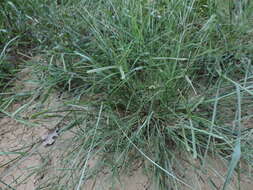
[{"x1": 41, "y1": 129, "x2": 59, "y2": 146}]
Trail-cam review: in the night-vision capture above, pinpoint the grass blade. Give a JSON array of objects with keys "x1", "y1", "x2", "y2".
[{"x1": 222, "y1": 84, "x2": 242, "y2": 190}]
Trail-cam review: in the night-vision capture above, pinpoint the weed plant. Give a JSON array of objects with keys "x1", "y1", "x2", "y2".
[{"x1": 1, "y1": 0, "x2": 253, "y2": 189}]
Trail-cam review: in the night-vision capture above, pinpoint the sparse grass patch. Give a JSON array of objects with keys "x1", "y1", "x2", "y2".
[{"x1": 1, "y1": 0, "x2": 253, "y2": 189}]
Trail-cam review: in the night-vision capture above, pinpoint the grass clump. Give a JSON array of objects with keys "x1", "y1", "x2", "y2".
[{"x1": 1, "y1": 0, "x2": 253, "y2": 189}]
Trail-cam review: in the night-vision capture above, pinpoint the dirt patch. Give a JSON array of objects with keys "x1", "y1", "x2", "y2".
[
  {"x1": 0, "y1": 117, "x2": 45, "y2": 190},
  {"x1": 83, "y1": 159, "x2": 153, "y2": 190},
  {"x1": 173, "y1": 152, "x2": 253, "y2": 190}
]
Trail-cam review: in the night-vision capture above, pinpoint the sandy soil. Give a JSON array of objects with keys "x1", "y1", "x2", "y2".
[
  {"x1": 0, "y1": 117, "x2": 43, "y2": 190},
  {"x1": 174, "y1": 152, "x2": 253, "y2": 190}
]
